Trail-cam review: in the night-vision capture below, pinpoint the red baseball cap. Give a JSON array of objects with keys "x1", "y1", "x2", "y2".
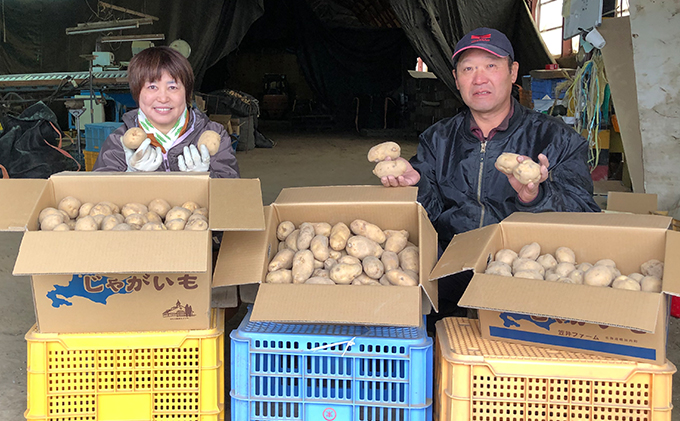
[{"x1": 452, "y1": 27, "x2": 515, "y2": 66}]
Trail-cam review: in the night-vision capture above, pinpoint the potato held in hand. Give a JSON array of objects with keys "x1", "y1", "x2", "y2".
[
  {"x1": 122, "y1": 127, "x2": 147, "y2": 150},
  {"x1": 495, "y1": 152, "x2": 520, "y2": 175},
  {"x1": 513, "y1": 159, "x2": 541, "y2": 185},
  {"x1": 367, "y1": 141, "x2": 401, "y2": 162},
  {"x1": 197, "y1": 130, "x2": 221, "y2": 156},
  {"x1": 373, "y1": 159, "x2": 408, "y2": 178}
]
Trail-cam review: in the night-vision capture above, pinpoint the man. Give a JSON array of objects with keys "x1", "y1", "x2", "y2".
[{"x1": 381, "y1": 27, "x2": 600, "y2": 321}]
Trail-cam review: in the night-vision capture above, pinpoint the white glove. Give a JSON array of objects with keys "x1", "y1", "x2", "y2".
[
  {"x1": 178, "y1": 144, "x2": 210, "y2": 172},
  {"x1": 127, "y1": 138, "x2": 163, "y2": 172}
]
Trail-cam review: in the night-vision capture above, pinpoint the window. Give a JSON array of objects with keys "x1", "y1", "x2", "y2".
[
  {"x1": 613, "y1": 0, "x2": 629, "y2": 17},
  {"x1": 535, "y1": 0, "x2": 564, "y2": 57},
  {"x1": 532, "y1": 0, "x2": 629, "y2": 58}
]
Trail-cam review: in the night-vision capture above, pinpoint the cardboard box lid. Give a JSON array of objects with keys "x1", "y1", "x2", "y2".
[
  {"x1": 606, "y1": 191, "x2": 658, "y2": 215},
  {"x1": 213, "y1": 205, "x2": 272, "y2": 288},
  {"x1": 663, "y1": 230, "x2": 680, "y2": 297},
  {"x1": 251, "y1": 283, "x2": 423, "y2": 326},
  {"x1": 274, "y1": 185, "x2": 418, "y2": 204},
  {"x1": 431, "y1": 212, "x2": 674, "y2": 333},
  {"x1": 458, "y1": 274, "x2": 662, "y2": 333},
  {"x1": 9, "y1": 173, "x2": 264, "y2": 276},
  {"x1": 38, "y1": 172, "x2": 265, "y2": 232},
  {"x1": 14, "y1": 231, "x2": 210, "y2": 275},
  {"x1": 0, "y1": 179, "x2": 48, "y2": 231},
  {"x1": 429, "y1": 223, "x2": 499, "y2": 280},
  {"x1": 209, "y1": 178, "x2": 265, "y2": 231},
  {"x1": 431, "y1": 212, "x2": 674, "y2": 282},
  {"x1": 500, "y1": 211, "x2": 671, "y2": 229}
]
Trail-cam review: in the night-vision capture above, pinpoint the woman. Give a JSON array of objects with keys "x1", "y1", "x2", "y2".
[{"x1": 93, "y1": 46, "x2": 239, "y2": 178}]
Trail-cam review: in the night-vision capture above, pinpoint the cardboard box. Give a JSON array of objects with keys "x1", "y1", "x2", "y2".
[
  {"x1": 210, "y1": 114, "x2": 232, "y2": 134},
  {"x1": 214, "y1": 186, "x2": 439, "y2": 327},
  {"x1": 230, "y1": 118, "x2": 240, "y2": 136},
  {"x1": 430, "y1": 212, "x2": 680, "y2": 364},
  {"x1": 0, "y1": 172, "x2": 265, "y2": 333},
  {"x1": 605, "y1": 192, "x2": 680, "y2": 232},
  {"x1": 606, "y1": 191, "x2": 658, "y2": 215}
]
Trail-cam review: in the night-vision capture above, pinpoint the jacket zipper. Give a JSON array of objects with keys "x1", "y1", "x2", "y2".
[{"x1": 477, "y1": 141, "x2": 486, "y2": 228}]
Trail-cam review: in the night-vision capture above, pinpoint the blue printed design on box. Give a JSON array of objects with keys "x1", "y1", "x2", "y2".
[
  {"x1": 499, "y1": 312, "x2": 557, "y2": 330},
  {"x1": 46, "y1": 274, "x2": 131, "y2": 307},
  {"x1": 490, "y1": 312, "x2": 656, "y2": 360}
]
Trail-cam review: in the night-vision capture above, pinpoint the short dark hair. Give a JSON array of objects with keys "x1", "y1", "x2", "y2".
[{"x1": 128, "y1": 46, "x2": 194, "y2": 105}]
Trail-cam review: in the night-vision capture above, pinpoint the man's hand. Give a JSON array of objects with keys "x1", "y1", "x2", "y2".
[
  {"x1": 501, "y1": 153, "x2": 549, "y2": 203},
  {"x1": 127, "y1": 138, "x2": 163, "y2": 172},
  {"x1": 380, "y1": 157, "x2": 421, "y2": 187},
  {"x1": 178, "y1": 144, "x2": 210, "y2": 172}
]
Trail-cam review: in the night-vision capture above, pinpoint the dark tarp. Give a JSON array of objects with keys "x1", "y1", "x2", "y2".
[
  {"x1": 286, "y1": 0, "x2": 408, "y2": 124},
  {"x1": 0, "y1": 102, "x2": 80, "y2": 178},
  {"x1": 0, "y1": 0, "x2": 264, "y2": 88},
  {"x1": 0, "y1": 0, "x2": 551, "y2": 122},
  {"x1": 225, "y1": 0, "x2": 552, "y2": 122},
  {"x1": 388, "y1": 0, "x2": 553, "y2": 99}
]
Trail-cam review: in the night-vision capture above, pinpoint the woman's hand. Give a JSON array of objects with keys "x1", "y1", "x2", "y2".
[
  {"x1": 127, "y1": 138, "x2": 163, "y2": 172},
  {"x1": 178, "y1": 144, "x2": 210, "y2": 172},
  {"x1": 380, "y1": 157, "x2": 420, "y2": 187}
]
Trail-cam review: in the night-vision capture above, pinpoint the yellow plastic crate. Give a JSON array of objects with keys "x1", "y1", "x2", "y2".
[
  {"x1": 83, "y1": 150, "x2": 98, "y2": 171},
  {"x1": 25, "y1": 309, "x2": 225, "y2": 421},
  {"x1": 434, "y1": 318, "x2": 675, "y2": 421}
]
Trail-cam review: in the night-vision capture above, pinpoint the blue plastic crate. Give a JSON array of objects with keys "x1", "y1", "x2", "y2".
[
  {"x1": 230, "y1": 307, "x2": 433, "y2": 421},
  {"x1": 84, "y1": 121, "x2": 122, "y2": 152}
]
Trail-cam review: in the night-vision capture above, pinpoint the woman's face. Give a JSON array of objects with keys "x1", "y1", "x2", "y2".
[{"x1": 138, "y1": 71, "x2": 186, "y2": 134}]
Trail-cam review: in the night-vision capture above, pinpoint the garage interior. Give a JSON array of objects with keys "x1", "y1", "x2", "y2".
[{"x1": 1, "y1": 0, "x2": 679, "y2": 420}]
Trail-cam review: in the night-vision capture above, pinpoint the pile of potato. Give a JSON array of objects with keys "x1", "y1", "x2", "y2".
[
  {"x1": 367, "y1": 141, "x2": 408, "y2": 179},
  {"x1": 266, "y1": 219, "x2": 419, "y2": 286},
  {"x1": 485, "y1": 242, "x2": 663, "y2": 293},
  {"x1": 38, "y1": 196, "x2": 208, "y2": 231}
]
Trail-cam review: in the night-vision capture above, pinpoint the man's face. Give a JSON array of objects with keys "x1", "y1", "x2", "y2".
[{"x1": 453, "y1": 49, "x2": 519, "y2": 118}]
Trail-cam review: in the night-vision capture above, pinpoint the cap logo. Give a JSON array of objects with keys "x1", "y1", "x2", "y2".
[{"x1": 470, "y1": 34, "x2": 491, "y2": 43}]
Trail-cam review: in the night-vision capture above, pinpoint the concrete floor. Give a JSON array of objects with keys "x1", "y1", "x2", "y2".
[{"x1": 0, "y1": 127, "x2": 678, "y2": 420}]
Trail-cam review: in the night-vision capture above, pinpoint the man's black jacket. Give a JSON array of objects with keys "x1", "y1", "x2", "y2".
[{"x1": 411, "y1": 98, "x2": 601, "y2": 249}]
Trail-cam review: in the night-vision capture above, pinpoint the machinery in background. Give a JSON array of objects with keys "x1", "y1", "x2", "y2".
[{"x1": 260, "y1": 74, "x2": 290, "y2": 120}]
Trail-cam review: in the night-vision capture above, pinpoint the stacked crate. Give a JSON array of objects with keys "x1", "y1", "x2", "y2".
[
  {"x1": 83, "y1": 122, "x2": 121, "y2": 171},
  {"x1": 434, "y1": 317, "x2": 675, "y2": 421},
  {"x1": 25, "y1": 309, "x2": 226, "y2": 421},
  {"x1": 230, "y1": 306, "x2": 433, "y2": 421}
]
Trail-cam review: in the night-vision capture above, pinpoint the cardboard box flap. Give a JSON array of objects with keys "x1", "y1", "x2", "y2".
[
  {"x1": 213, "y1": 231, "x2": 268, "y2": 287},
  {"x1": 419, "y1": 205, "x2": 438, "y2": 310},
  {"x1": 275, "y1": 185, "x2": 418, "y2": 205},
  {"x1": 209, "y1": 178, "x2": 264, "y2": 231},
  {"x1": 213, "y1": 205, "x2": 272, "y2": 287},
  {"x1": 13, "y1": 231, "x2": 209, "y2": 275},
  {"x1": 429, "y1": 224, "x2": 500, "y2": 280},
  {"x1": 504, "y1": 211, "x2": 671, "y2": 230},
  {"x1": 606, "y1": 191, "x2": 658, "y2": 215},
  {"x1": 252, "y1": 283, "x2": 423, "y2": 327},
  {"x1": 0, "y1": 179, "x2": 47, "y2": 231},
  {"x1": 459, "y1": 275, "x2": 662, "y2": 333},
  {"x1": 663, "y1": 230, "x2": 680, "y2": 297}
]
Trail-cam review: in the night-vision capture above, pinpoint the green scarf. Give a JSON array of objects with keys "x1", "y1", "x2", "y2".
[{"x1": 137, "y1": 107, "x2": 188, "y2": 149}]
